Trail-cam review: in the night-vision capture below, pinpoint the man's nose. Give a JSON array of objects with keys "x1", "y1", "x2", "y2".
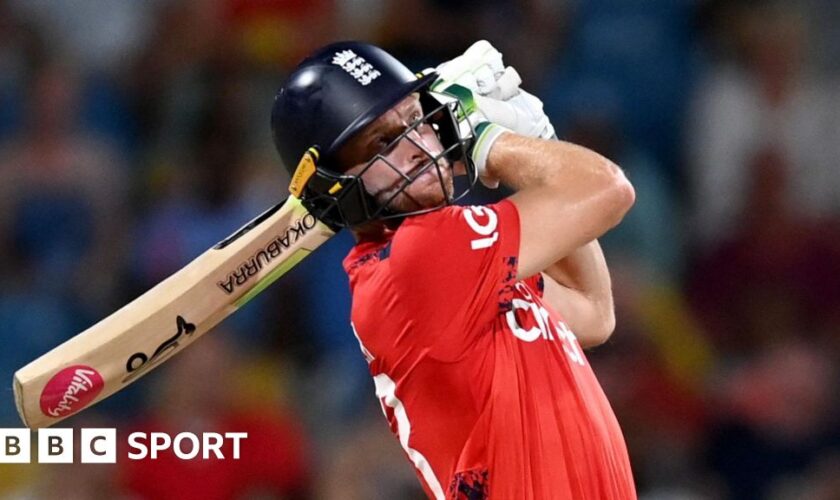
[{"x1": 405, "y1": 126, "x2": 439, "y2": 155}]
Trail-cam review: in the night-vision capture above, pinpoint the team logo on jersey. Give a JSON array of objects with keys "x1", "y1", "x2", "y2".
[{"x1": 332, "y1": 49, "x2": 381, "y2": 86}]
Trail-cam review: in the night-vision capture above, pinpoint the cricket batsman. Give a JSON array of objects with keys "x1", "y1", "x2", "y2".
[{"x1": 271, "y1": 40, "x2": 637, "y2": 499}]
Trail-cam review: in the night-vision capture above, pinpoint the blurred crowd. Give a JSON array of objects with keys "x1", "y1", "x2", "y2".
[{"x1": 0, "y1": 0, "x2": 838, "y2": 499}]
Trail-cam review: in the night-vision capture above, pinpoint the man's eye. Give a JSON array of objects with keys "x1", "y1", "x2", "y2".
[{"x1": 372, "y1": 135, "x2": 394, "y2": 151}]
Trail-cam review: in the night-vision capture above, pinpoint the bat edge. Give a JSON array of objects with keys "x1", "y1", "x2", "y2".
[{"x1": 12, "y1": 373, "x2": 32, "y2": 428}]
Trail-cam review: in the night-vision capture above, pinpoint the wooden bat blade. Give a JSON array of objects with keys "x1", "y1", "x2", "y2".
[{"x1": 13, "y1": 196, "x2": 334, "y2": 428}]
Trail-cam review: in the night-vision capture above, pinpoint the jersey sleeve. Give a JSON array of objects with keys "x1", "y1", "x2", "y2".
[{"x1": 389, "y1": 200, "x2": 521, "y2": 357}]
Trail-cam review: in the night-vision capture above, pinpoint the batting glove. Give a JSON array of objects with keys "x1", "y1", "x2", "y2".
[
  {"x1": 428, "y1": 40, "x2": 555, "y2": 139},
  {"x1": 426, "y1": 41, "x2": 555, "y2": 187}
]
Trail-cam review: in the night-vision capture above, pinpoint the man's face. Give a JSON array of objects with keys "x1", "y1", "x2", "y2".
[{"x1": 337, "y1": 94, "x2": 455, "y2": 214}]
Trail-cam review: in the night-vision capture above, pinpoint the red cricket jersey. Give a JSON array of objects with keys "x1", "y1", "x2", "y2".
[{"x1": 343, "y1": 200, "x2": 636, "y2": 499}]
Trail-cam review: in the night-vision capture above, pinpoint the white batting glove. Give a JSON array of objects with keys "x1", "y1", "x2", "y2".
[
  {"x1": 426, "y1": 41, "x2": 556, "y2": 187},
  {"x1": 427, "y1": 40, "x2": 553, "y2": 136},
  {"x1": 428, "y1": 40, "x2": 507, "y2": 97},
  {"x1": 474, "y1": 87, "x2": 556, "y2": 140}
]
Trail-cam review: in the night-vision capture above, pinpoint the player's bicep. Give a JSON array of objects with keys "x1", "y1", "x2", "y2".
[{"x1": 509, "y1": 180, "x2": 632, "y2": 280}]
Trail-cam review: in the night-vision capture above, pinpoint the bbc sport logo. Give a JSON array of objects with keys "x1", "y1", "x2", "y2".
[{"x1": 0, "y1": 428, "x2": 247, "y2": 463}]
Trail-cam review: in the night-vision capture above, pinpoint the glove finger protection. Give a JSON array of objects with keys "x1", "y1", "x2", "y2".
[
  {"x1": 485, "y1": 66, "x2": 522, "y2": 101},
  {"x1": 474, "y1": 89, "x2": 554, "y2": 139},
  {"x1": 426, "y1": 41, "x2": 556, "y2": 187},
  {"x1": 430, "y1": 40, "x2": 505, "y2": 97}
]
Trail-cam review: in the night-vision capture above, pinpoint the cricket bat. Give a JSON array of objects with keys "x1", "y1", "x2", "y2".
[{"x1": 13, "y1": 196, "x2": 335, "y2": 428}]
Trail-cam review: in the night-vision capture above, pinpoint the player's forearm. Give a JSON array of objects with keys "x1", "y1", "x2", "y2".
[
  {"x1": 485, "y1": 133, "x2": 629, "y2": 197},
  {"x1": 486, "y1": 132, "x2": 634, "y2": 280},
  {"x1": 542, "y1": 240, "x2": 615, "y2": 346}
]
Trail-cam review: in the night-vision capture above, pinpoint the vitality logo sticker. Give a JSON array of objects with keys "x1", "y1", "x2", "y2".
[{"x1": 40, "y1": 365, "x2": 104, "y2": 418}]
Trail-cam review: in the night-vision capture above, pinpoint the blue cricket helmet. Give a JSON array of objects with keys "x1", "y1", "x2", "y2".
[
  {"x1": 272, "y1": 42, "x2": 437, "y2": 170},
  {"x1": 271, "y1": 41, "x2": 474, "y2": 228}
]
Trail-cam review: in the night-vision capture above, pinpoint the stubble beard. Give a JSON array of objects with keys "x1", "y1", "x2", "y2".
[{"x1": 379, "y1": 160, "x2": 455, "y2": 213}]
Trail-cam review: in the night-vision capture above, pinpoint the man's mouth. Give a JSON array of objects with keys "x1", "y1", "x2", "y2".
[
  {"x1": 374, "y1": 157, "x2": 452, "y2": 208},
  {"x1": 415, "y1": 167, "x2": 438, "y2": 183}
]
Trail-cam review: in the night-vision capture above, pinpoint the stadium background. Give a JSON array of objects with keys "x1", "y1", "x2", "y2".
[{"x1": 0, "y1": 0, "x2": 838, "y2": 498}]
